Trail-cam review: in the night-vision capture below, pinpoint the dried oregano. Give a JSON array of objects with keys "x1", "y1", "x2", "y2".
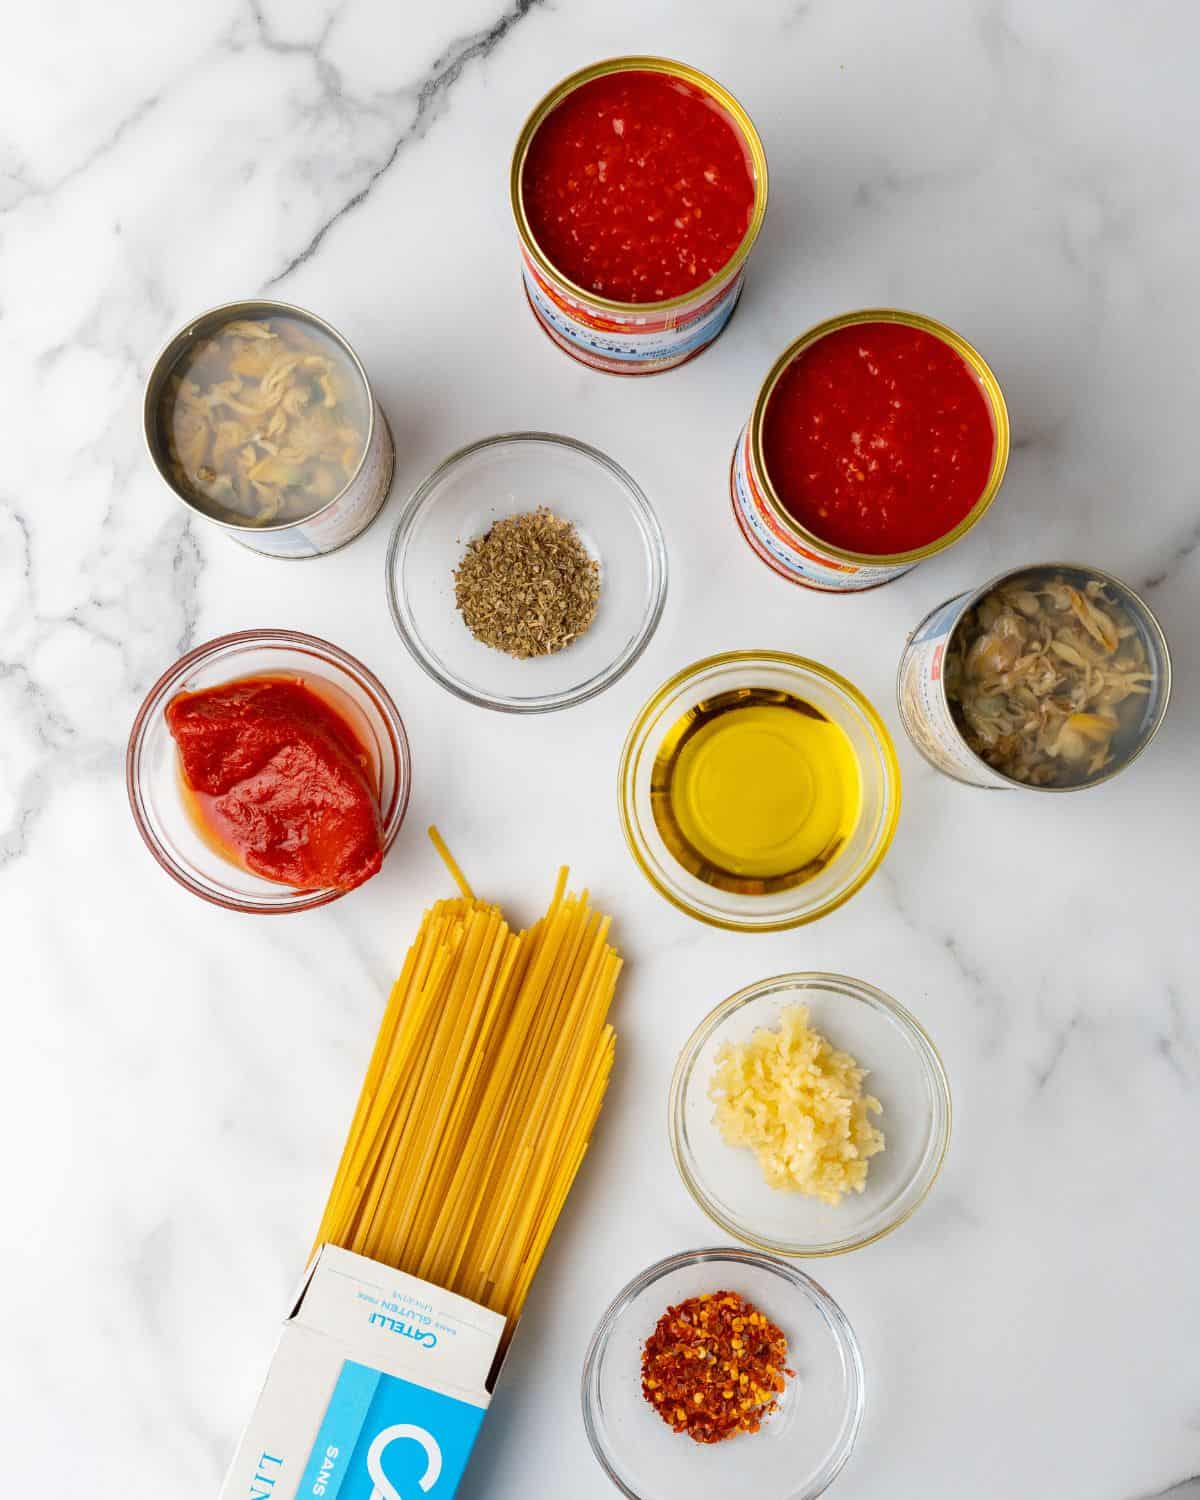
[{"x1": 453, "y1": 507, "x2": 601, "y2": 658}]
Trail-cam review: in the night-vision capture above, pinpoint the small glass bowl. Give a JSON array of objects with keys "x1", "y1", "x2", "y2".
[
  {"x1": 126, "y1": 629, "x2": 411, "y2": 912},
  {"x1": 582, "y1": 1247, "x2": 864, "y2": 1500},
  {"x1": 385, "y1": 432, "x2": 667, "y2": 712},
  {"x1": 618, "y1": 653, "x2": 900, "y2": 931},
  {"x1": 670, "y1": 975, "x2": 951, "y2": 1257}
]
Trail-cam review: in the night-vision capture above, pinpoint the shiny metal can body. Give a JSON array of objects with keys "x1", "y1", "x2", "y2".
[
  {"x1": 897, "y1": 562, "x2": 1172, "y2": 790},
  {"x1": 510, "y1": 57, "x2": 768, "y2": 375},
  {"x1": 731, "y1": 309, "x2": 1010, "y2": 591},
  {"x1": 144, "y1": 299, "x2": 394, "y2": 559}
]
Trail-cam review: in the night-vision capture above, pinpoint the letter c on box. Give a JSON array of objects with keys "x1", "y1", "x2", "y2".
[{"x1": 367, "y1": 1423, "x2": 443, "y2": 1500}]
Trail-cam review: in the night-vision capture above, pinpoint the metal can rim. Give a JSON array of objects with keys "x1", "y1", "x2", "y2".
[
  {"x1": 748, "y1": 308, "x2": 1012, "y2": 567},
  {"x1": 897, "y1": 560, "x2": 1173, "y2": 793},
  {"x1": 509, "y1": 55, "x2": 769, "y2": 316},
  {"x1": 142, "y1": 298, "x2": 380, "y2": 536}
]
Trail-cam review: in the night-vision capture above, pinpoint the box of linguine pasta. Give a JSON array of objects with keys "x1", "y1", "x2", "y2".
[{"x1": 219, "y1": 1244, "x2": 505, "y2": 1500}]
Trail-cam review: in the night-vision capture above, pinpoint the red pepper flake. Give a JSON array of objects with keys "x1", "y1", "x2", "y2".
[{"x1": 640, "y1": 1290, "x2": 793, "y2": 1443}]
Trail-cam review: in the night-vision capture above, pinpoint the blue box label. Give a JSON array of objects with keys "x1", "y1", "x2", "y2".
[{"x1": 299, "y1": 1361, "x2": 485, "y2": 1500}]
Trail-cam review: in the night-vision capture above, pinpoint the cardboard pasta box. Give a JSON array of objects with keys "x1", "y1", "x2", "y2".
[{"x1": 220, "y1": 1245, "x2": 506, "y2": 1500}]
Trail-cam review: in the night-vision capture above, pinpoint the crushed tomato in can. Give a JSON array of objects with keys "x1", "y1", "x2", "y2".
[
  {"x1": 731, "y1": 309, "x2": 1009, "y2": 591},
  {"x1": 511, "y1": 58, "x2": 768, "y2": 375},
  {"x1": 641, "y1": 1290, "x2": 793, "y2": 1443}
]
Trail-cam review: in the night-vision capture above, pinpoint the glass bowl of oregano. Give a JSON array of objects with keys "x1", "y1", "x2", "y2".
[{"x1": 386, "y1": 432, "x2": 668, "y2": 712}]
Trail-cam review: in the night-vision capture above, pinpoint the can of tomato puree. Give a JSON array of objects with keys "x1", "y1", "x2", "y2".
[
  {"x1": 732, "y1": 309, "x2": 1010, "y2": 591},
  {"x1": 510, "y1": 57, "x2": 768, "y2": 374},
  {"x1": 144, "y1": 299, "x2": 395, "y2": 559}
]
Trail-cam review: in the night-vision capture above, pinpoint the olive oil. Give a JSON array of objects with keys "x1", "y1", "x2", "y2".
[{"x1": 650, "y1": 688, "x2": 861, "y2": 894}]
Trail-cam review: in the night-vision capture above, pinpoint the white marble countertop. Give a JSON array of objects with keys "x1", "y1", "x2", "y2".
[{"x1": 3, "y1": 2, "x2": 1198, "y2": 1496}]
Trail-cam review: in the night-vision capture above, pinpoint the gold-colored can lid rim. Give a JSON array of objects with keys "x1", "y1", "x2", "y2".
[
  {"x1": 748, "y1": 308, "x2": 1012, "y2": 567},
  {"x1": 510, "y1": 56, "x2": 769, "y2": 316}
]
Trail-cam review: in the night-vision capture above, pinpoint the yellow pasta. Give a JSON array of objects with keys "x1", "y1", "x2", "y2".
[{"x1": 312, "y1": 831, "x2": 620, "y2": 1337}]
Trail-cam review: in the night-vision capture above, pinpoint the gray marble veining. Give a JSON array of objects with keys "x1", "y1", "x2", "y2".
[{"x1": 1, "y1": 1, "x2": 1197, "y2": 1496}]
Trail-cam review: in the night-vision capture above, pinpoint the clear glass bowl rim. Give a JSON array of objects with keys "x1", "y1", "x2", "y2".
[
  {"x1": 581, "y1": 1245, "x2": 866, "y2": 1500},
  {"x1": 669, "y1": 972, "x2": 952, "y2": 1256},
  {"x1": 617, "y1": 651, "x2": 902, "y2": 931},
  {"x1": 384, "y1": 431, "x2": 669, "y2": 714},
  {"x1": 125, "y1": 628, "x2": 412, "y2": 913}
]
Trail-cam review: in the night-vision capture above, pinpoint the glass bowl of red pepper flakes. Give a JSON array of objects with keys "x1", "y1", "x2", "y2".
[
  {"x1": 582, "y1": 1247, "x2": 864, "y2": 1500},
  {"x1": 127, "y1": 630, "x2": 411, "y2": 912}
]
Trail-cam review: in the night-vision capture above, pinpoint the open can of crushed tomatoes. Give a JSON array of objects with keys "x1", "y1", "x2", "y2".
[
  {"x1": 144, "y1": 299, "x2": 395, "y2": 559},
  {"x1": 510, "y1": 57, "x2": 768, "y2": 374},
  {"x1": 731, "y1": 309, "x2": 1010, "y2": 591}
]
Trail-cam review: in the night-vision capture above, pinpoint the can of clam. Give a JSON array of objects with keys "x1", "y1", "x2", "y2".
[
  {"x1": 731, "y1": 310, "x2": 1010, "y2": 591},
  {"x1": 510, "y1": 57, "x2": 768, "y2": 374},
  {"x1": 144, "y1": 300, "x2": 395, "y2": 559},
  {"x1": 897, "y1": 563, "x2": 1172, "y2": 791}
]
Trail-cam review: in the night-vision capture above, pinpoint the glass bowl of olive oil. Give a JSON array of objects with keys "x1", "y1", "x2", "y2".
[{"x1": 618, "y1": 652, "x2": 900, "y2": 931}]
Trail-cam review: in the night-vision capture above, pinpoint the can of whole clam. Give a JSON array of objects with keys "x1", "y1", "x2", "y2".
[
  {"x1": 144, "y1": 300, "x2": 395, "y2": 559},
  {"x1": 897, "y1": 563, "x2": 1172, "y2": 791},
  {"x1": 510, "y1": 57, "x2": 768, "y2": 374},
  {"x1": 731, "y1": 310, "x2": 1010, "y2": 591}
]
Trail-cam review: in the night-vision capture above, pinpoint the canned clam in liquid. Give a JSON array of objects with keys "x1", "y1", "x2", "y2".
[
  {"x1": 732, "y1": 309, "x2": 1010, "y2": 591},
  {"x1": 898, "y1": 563, "x2": 1172, "y2": 791},
  {"x1": 144, "y1": 300, "x2": 395, "y2": 559},
  {"x1": 510, "y1": 57, "x2": 768, "y2": 374}
]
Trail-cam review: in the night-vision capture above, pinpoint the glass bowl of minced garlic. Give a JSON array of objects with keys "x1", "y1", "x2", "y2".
[{"x1": 670, "y1": 973, "x2": 951, "y2": 1256}]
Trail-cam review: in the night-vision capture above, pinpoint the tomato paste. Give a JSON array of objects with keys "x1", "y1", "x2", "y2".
[
  {"x1": 165, "y1": 676, "x2": 383, "y2": 891},
  {"x1": 521, "y1": 69, "x2": 755, "y2": 304},
  {"x1": 762, "y1": 321, "x2": 996, "y2": 555}
]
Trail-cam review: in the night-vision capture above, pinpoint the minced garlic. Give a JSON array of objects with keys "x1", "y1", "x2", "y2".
[{"x1": 709, "y1": 1004, "x2": 884, "y2": 1206}]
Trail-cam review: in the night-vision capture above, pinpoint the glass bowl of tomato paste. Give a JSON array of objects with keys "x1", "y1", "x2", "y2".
[
  {"x1": 127, "y1": 630, "x2": 411, "y2": 912},
  {"x1": 582, "y1": 1247, "x2": 864, "y2": 1500},
  {"x1": 386, "y1": 432, "x2": 668, "y2": 712}
]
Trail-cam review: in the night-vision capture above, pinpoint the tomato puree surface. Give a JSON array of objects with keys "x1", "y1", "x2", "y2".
[
  {"x1": 521, "y1": 69, "x2": 755, "y2": 304},
  {"x1": 762, "y1": 322, "x2": 996, "y2": 555},
  {"x1": 166, "y1": 676, "x2": 383, "y2": 892}
]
